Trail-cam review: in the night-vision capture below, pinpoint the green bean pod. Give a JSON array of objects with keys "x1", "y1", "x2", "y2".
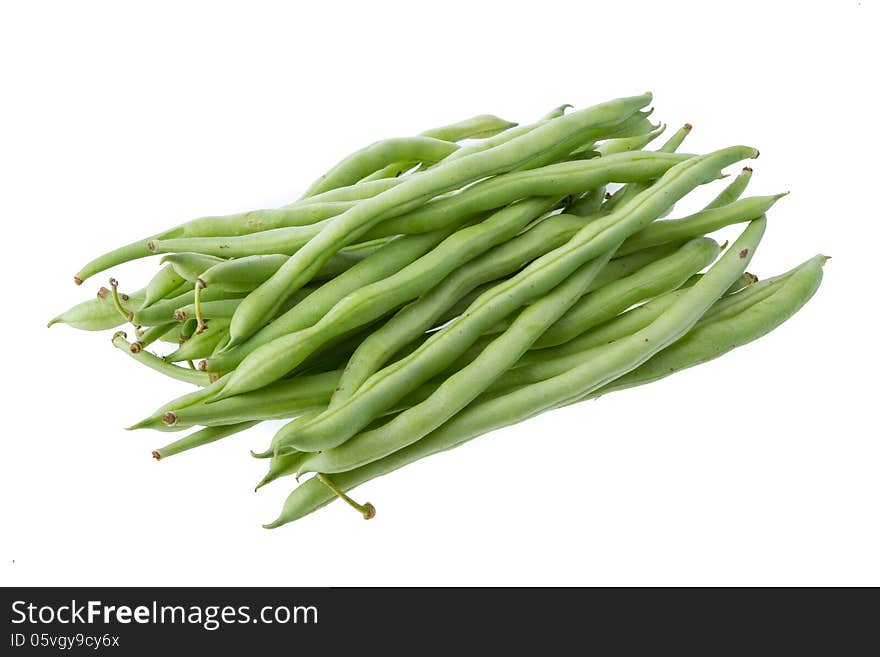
[
  {"x1": 703, "y1": 166, "x2": 753, "y2": 210},
  {"x1": 152, "y1": 422, "x2": 258, "y2": 460},
  {"x1": 616, "y1": 193, "x2": 786, "y2": 256},
  {"x1": 420, "y1": 114, "x2": 518, "y2": 141},
  {"x1": 111, "y1": 332, "x2": 210, "y2": 386},
  {"x1": 301, "y1": 137, "x2": 460, "y2": 198},
  {"x1": 290, "y1": 177, "x2": 402, "y2": 205},
  {"x1": 164, "y1": 319, "x2": 231, "y2": 362},
  {"x1": 155, "y1": 371, "x2": 340, "y2": 430},
  {"x1": 227, "y1": 93, "x2": 653, "y2": 347},
  {"x1": 161, "y1": 253, "x2": 226, "y2": 282},
  {"x1": 277, "y1": 145, "x2": 757, "y2": 454},
  {"x1": 131, "y1": 286, "x2": 245, "y2": 326},
  {"x1": 532, "y1": 237, "x2": 721, "y2": 348},
  {"x1": 141, "y1": 264, "x2": 187, "y2": 309},
  {"x1": 363, "y1": 151, "x2": 691, "y2": 239},
  {"x1": 49, "y1": 286, "x2": 146, "y2": 331},
  {"x1": 130, "y1": 322, "x2": 177, "y2": 353},
  {"x1": 594, "y1": 123, "x2": 666, "y2": 156},
  {"x1": 358, "y1": 163, "x2": 419, "y2": 182}
]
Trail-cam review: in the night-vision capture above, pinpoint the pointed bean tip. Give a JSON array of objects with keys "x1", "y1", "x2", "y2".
[
  {"x1": 47, "y1": 317, "x2": 60, "y2": 328},
  {"x1": 262, "y1": 520, "x2": 281, "y2": 530}
]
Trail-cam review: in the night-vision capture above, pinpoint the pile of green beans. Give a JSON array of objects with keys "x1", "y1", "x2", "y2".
[{"x1": 51, "y1": 94, "x2": 826, "y2": 527}]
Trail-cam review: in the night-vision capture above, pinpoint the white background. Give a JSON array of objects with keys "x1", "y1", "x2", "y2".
[{"x1": 2, "y1": 0, "x2": 877, "y2": 586}]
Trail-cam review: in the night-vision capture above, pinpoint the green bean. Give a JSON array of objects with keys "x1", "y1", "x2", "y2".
[
  {"x1": 132, "y1": 288, "x2": 245, "y2": 326},
  {"x1": 593, "y1": 123, "x2": 666, "y2": 156},
  {"x1": 440, "y1": 109, "x2": 563, "y2": 163},
  {"x1": 291, "y1": 177, "x2": 402, "y2": 205},
  {"x1": 74, "y1": 238, "x2": 159, "y2": 286},
  {"x1": 49, "y1": 286, "x2": 146, "y2": 331},
  {"x1": 295, "y1": 217, "x2": 764, "y2": 474},
  {"x1": 565, "y1": 187, "x2": 607, "y2": 217},
  {"x1": 490, "y1": 237, "x2": 720, "y2": 349},
  {"x1": 586, "y1": 255, "x2": 825, "y2": 394},
  {"x1": 193, "y1": 250, "x2": 369, "y2": 300},
  {"x1": 205, "y1": 224, "x2": 478, "y2": 374},
  {"x1": 161, "y1": 253, "x2": 226, "y2": 283},
  {"x1": 362, "y1": 151, "x2": 691, "y2": 239},
  {"x1": 185, "y1": 202, "x2": 361, "y2": 237},
  {"x1": 141, "y1": 264, "x2": 187, "y2": 309},
  {"x1": 494, "y1": 275, "x2": 776, "y2": 391},
  {"x1": 226, "y1": 93, "x2": 653, "y2": 347},
  {"x1": 149, "y1": 222, "x2": 328, "y2": 258},
  {"x1": 268, "y1": 246, "x2": 822, "y2": 526},
  {"x1": 420, "y1": 114, "x2": 518, "y2": 141},
  {"x1": 512, "y1": 271, "x2": 759, "y2": 372},
  {"x1": 703, "y1": 166, "x2": 753, "y2": 210},
  {"x1": 513, "y1": 110, "x2": 657, "y2": 172},
  {"x1": 301, "y1": 137, "x2": 460, "y2": 198},
  {"x1": 358, "y1": 163, "x2": 418, "y2": 182},
  {"x1": 152, "y1": 421, "x2": 258, "y2": 460},
  {"x1": 111, "y1": 332, "x2": 210, "y2": 386},
  {"x1": 155, "y1": 371, "x2": 341, "y2": 430},
  {"x1": 130, "y1": 322, "x2": 176, "y2": 354},
  {"x1": 616, "y1": 194, "x2": 785, "y2": 256},
  {"x1": 165, "y1": 319, "x2": 231, "y2": 362},
  {"x1": 277, "y1": 146, "x2": 757, "y2": 453},
  {"x1": 541, "y1": 104, "x2": 572, "y2": 119},
  {"x1": 73, "y1": 200, "x2": 359, "y2": 284},
  {"x1": 213, "y1": 198, "x2": 560, "y2": 400}
]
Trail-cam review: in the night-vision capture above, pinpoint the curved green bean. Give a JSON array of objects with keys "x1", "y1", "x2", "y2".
[
  {"x1": 152, "y1": 421, "x2": 258, "y2": 460},
  {"x1": 363, "y1": 151, "x2": 690, "y2": 239},
  {"x1": 301, "y1": 137, "x2": 459, "y2": 198},
  {"x1": 111, "y1": 332, "x2": 210, "y2": 386},
  {"x1": 616, "y1": 193, "x2": 785, "y2": 256},
  {"x1": 165, "y1": 319, "x2": 231, "y2": 362},
  {"x1": 49, "y1": 286, "x2": 146, "y2": 331},
  {"x1": 420, "y1": 114, "x2": 517, "y2": 141},
  {"x1": 162, "y1": 253, "x2": 226, "y2": 283},
  {"x1": 141, "y1": 264, "x2": 187, "y2": 309},
  {"x1": 703, "y1": 166, "x2": 753, "y2": 210}
]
